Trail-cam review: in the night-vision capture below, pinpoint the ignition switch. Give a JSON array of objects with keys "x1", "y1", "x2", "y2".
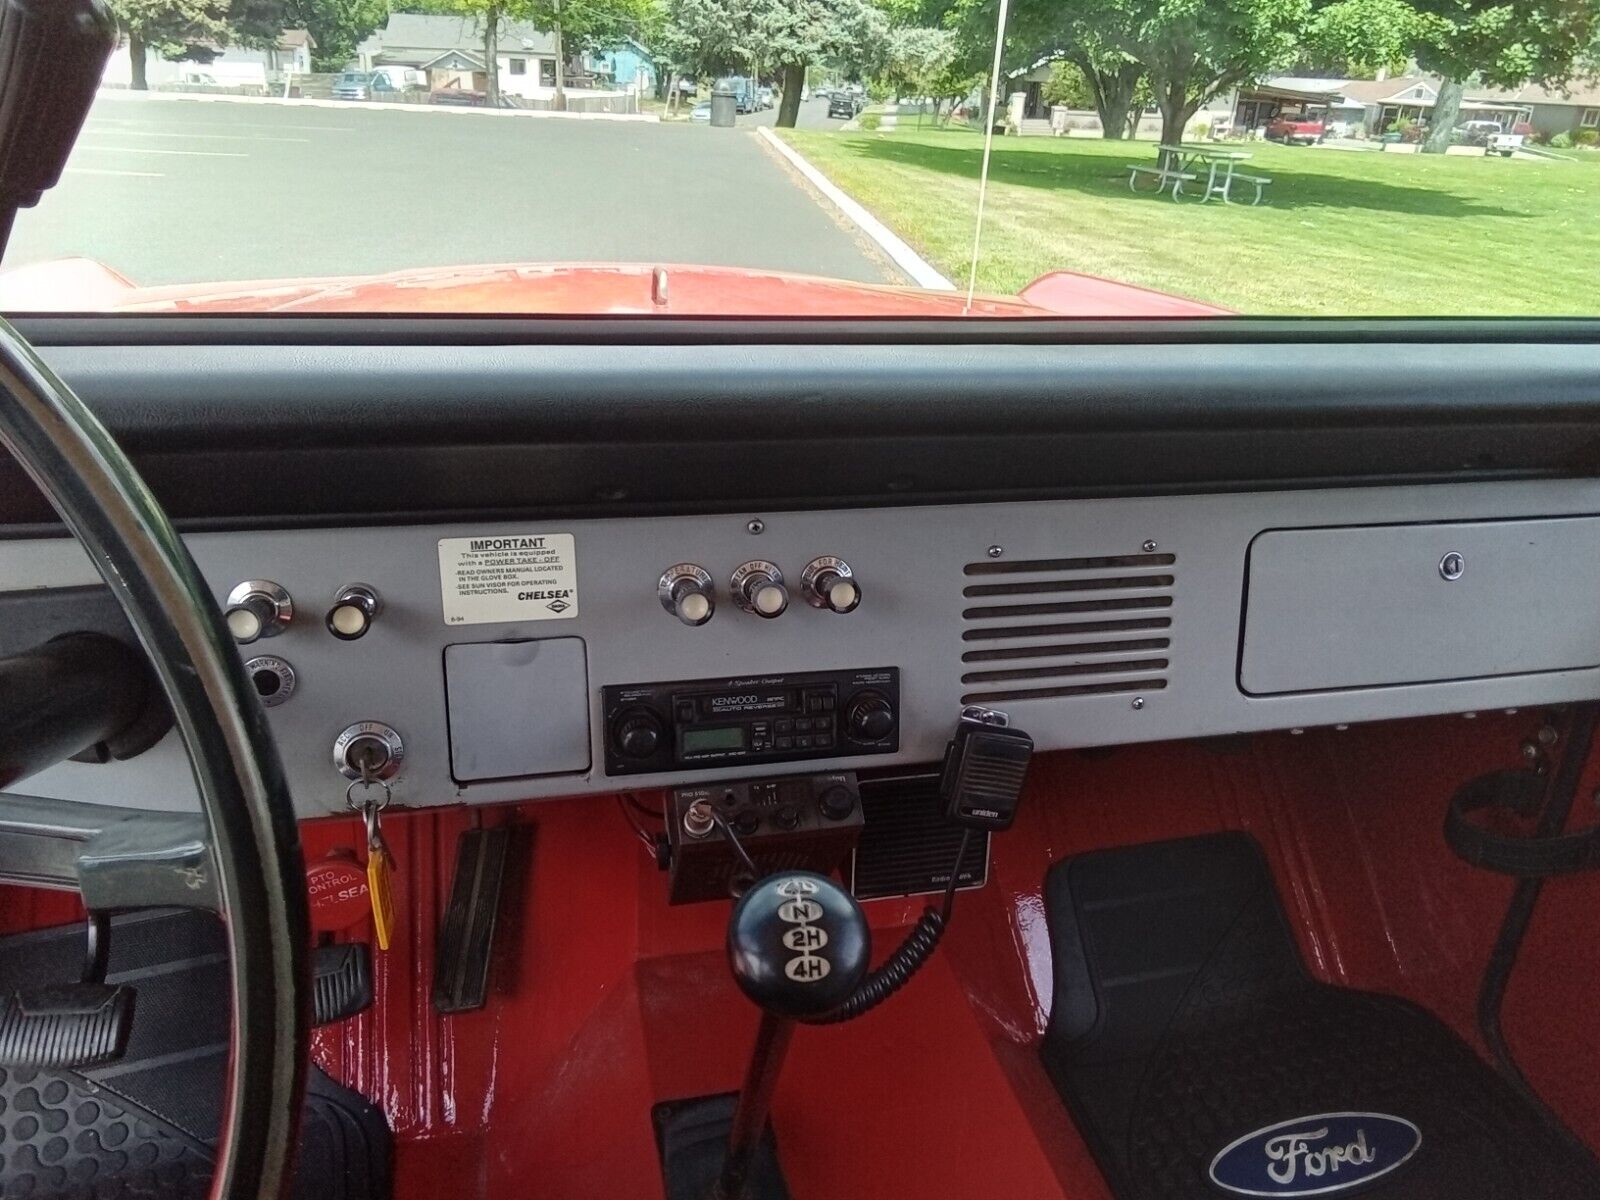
[{"x1": 333, "y1": 721, "x2": 404, "y2": 780}]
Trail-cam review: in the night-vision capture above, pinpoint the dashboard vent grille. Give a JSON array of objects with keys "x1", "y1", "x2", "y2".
[{"x1": 961, "y1": 552, "x2": 1174, "y2": 704}]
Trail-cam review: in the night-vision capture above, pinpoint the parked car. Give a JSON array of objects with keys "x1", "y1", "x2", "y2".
[
  {"x1": 431, "y1": 87, "x2": 487, "y2": 107},
  {"x1": 688, "y1": 101, "x2": 711, "y2": 124},
  {"x1": 1265, "y1": 110, "x2": 1325, "y2": 144},
  {"x1": 371, "y1": 65, "x2": 425, "y2": 91},
  {"x1": 331, "y1": 71, "x2": 374, "y2": 101},
  {"x1": 827, "y1": 92, "x2": 856, "y2": 119},
  {"x1": 757, "y1": 85, "x2": 774, "y2": 110},
  {"x1": 331, "y1": 70, "x2": 417, "y2": 101},
  {"x1": 714, "y1": 76, "x2": 757, "y2": 113},
  {"x1": 1487, "y1": 131, "x2": 1526, "y2": 157}
]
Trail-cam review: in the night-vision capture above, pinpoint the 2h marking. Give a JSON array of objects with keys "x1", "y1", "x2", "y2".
[{"x1": 775, "y1": 876, "x2": 832, "y2": 983}]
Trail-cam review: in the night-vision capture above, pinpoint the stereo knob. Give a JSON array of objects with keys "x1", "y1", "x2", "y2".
[
  {"x1": 658, "y1": 564, "x2": 715, "y2": 626},
  {"x1": 730, "y1": 560, "x2": 788, "y2": 619},
  {"x1": 819, "y1": 784, "x2": 857, "y2": 821},
  {"x1": 224, "y1": 580, "x2": 292, "y2": 644},
  {"x1": 801, "y1": 556, "x2": 861, "y2": 614},
  {"x1": 615, "y1": 709, "x2": 665, "y2": 760},
  {"x1": 846, "y1": 691, "x2": 895, "y2": 743}
]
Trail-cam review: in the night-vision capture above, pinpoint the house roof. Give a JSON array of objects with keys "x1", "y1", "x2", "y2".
[
  {"x1": 366, "y1": 13, "x2": 557, "y2": 57},
  {"x1": 1335, "y1": 73, "x2": 1600, "y2": 110},
  {"x1": 277, "y1": 28, "x2": 313, "y2": 49}
]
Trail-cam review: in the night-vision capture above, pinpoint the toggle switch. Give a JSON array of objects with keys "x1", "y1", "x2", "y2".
[
  {"x1": 326, "y1": 583, "x2": 382, "y2": 641},
  {"x1": 224, "y1": 580, "x2": 292, "y2": 644}
]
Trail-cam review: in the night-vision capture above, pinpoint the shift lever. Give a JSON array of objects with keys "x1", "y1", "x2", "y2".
[{"x1": 718, "y1": 872, "x2": 870, "y2": 1199}]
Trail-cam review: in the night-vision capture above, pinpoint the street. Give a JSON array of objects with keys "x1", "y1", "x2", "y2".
[{"x1": 7, "y1": 95, "x2": 898, "y2": 288}]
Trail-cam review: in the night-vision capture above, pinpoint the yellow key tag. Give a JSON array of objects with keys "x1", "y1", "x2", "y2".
[{"x1": 366, "y1": 848, "x2": 396, "y2": 952}]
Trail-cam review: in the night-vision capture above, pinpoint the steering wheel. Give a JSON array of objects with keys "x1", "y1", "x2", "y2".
[{"x1": 0, "y1": 318, "x2": 309, "y2": 1200}]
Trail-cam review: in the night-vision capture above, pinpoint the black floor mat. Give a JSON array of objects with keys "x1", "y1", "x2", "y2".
[
  {"x1": 1040, "y1": 832, "x2": 1600, "y2": 1200},
  {"x1": 0, "y1": 910, "x2": 390, "y2": 1200}
]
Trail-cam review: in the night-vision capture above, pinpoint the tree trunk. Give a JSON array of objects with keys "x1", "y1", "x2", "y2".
[
  {"x1": 776, "y1": 61, "x2": 803, "y2": 128},
  {"x1": 1072, "y1": 54, "x2": 1142, "y2": 141},
  {"x1": 552, "y1": 0, "x2": 565, "y2": 112},
  {"x1": 129, "y1": 33, "x2": 148, "y2": 91},
  {"x1": 483, "y1": 5, "x2": 500, "y2": 108},
  {"x1": 1422, "y1": 77, "x2": 1464, "y2": 154},
  {"x1": 1155, "y1": 77, "x2": 1200, "y2": 160}
]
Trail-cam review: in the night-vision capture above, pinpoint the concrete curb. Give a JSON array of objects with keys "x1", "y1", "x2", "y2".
[
  {"x1": 95, "y1": 88, "x2": 660, "y2": 123},
  {"x1": 756, "y1": 125, "x2": 953, "y2": 291}
]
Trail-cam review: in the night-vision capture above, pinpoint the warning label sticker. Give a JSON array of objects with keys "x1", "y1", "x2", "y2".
[{"x1": 438, "y1": 534, "x2": 578, "y2": 625}]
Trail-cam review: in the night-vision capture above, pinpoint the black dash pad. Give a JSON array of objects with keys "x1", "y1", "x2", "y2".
[{"x1": 1039, "y1": 832, "x2": 1600, "y2": 1199}]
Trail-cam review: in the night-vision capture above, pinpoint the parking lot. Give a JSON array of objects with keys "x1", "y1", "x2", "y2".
[{"x1": 6, "y1": 94, "x2": 898, "y2": 288}]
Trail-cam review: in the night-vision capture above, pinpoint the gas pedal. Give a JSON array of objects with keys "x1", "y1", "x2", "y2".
[
  {"x1": 0, "y1": 982, "x2": 133, "y2": 1068},
  {"x1": 312, "y1": 942, "x2": 372, "y2": 1025},
  {"x1": 433, "y1": 826, "x2": 515, "y2": 1014}
]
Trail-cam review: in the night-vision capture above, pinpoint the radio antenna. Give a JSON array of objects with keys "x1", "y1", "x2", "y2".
[{"x1": 963, "y1": 0, "x2": 1014, "y2": 314}]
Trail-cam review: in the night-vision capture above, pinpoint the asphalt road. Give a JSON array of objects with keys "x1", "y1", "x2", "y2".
[
  {"x1": 7, "y1": 95, "x2": 897, "y2": 288},
  {"x1": 738, "y1": 98, "x2": 853, "y2": 130}
]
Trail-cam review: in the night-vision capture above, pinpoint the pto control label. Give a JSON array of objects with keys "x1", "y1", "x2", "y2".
[{"x1": 438, "y1": 533, "x2": 578, "y2": 625}]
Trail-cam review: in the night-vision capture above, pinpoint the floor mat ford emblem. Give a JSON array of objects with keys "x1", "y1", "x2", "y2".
[{"x1": 1208, "y1": 1112, "x2": 1421, "y2": 1197}]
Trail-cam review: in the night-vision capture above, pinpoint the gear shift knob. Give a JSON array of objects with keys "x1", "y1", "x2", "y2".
[{"x1": 727, "y1": 872, "x2": 870, "y2": 1019}]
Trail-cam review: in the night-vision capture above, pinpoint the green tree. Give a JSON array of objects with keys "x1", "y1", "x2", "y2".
[
  {"x1": 1001, "y1": 0, "x2": 1304, "y2": 146},
  {"x1": 1311, "y1": 0, "x2": 1599, "y2": 154},
  {"x1": 1042, "y1": 58, "x2": 1093, "y2": 107},
  {"x1": 283, "y1": 0, "x2": 388, "y2": 69},
  {"x1": 660, "y1": 0, "x2": 887, "y2": 124},
  {"x1": 108, "y1": 0, "x2": 232, "y2": 88},
  {"x1": 879, "y1": 24, "x2": 956, "y2": 99},
  {"x1": 758, "y1": 0, "x2": 888, "y2": 125}
]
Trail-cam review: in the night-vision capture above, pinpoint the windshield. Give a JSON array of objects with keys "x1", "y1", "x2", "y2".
[{"x1": 4, "y1": 1, "x2": 1597, "y2": 317}]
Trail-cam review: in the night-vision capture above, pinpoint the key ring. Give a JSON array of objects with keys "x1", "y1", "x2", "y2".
[{"x1": 345, "y1": 776, "x2": 392, "y2": 814}]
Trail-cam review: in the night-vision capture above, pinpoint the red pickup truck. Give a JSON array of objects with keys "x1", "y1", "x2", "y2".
[{"x1": 1265, "y1": 112, "x2": 1326, "y2": 145}]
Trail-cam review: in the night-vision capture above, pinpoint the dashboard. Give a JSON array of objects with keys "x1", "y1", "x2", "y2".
[
  {"x1": 7, "y1": 479, "x2": 1600, "y2": 817},
  {"x1": 2, "y1": 328, "x2": 1599, "y2": 817}
]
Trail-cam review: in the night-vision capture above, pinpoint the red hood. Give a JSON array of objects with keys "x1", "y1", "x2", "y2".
[{"x1": 0, "y1": 258, "x2": 1228, "y2": 318}]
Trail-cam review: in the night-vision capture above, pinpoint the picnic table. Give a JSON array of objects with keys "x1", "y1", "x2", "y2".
[{"x1": 1126, "y1": 144, "x2": 1271, "y2": 205}]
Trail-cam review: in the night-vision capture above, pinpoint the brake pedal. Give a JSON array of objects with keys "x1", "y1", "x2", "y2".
[{"x1": 312, "y1": 942, "x2": 373, "y2": 1025}]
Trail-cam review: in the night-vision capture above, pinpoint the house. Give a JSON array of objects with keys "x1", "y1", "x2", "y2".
[
  {"x1": 1330, "y1": 75, "x2": 1599, "y2": 138},
  {"x1": 1229, "y1": 77, "x2": 1367, "y2": 134},
  {"x1": 1475, "y1": 79, "x2": 1600, "y2": 140},
  {"x1": 102, "y1": 29, "x2": 314, "y2": 90},
  {"x1": 356, "y1": 13, "x2": 561, "y2": 98},
  {"x1": 584, "y1": 38, "x2": 657, "y2": 95}
]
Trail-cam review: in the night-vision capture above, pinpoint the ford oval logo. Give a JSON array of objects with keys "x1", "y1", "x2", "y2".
[{"x1": 1208, "y1": 1112, "x2": 1421, "y2": 1197}]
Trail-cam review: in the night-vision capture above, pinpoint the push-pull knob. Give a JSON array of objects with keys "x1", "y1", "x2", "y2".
[
  {"x1": 731, "y1": 560, "x2": 788, "y2": 619},
  {"x1": 658, "y1": 564, "x2": 715, "y2": 627},
  {"x1": 224, "y1": 580, "x2": 292, "y2": 644},
  {"x1": 801, "y1": 556, "x2": 861, "y2": 614},
  {"x1": 326, "y1": 584, "x2": 382, "y2": 640}
]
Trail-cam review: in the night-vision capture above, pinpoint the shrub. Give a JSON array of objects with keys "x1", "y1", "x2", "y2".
[
  {"x1": 859, "y1": 111, "x2": 881, "y2": 132},
  {"x1": 1576, "y1": 128, "x2": 1599, "y2": 148},
  {"x1": 1550, "y1": 131, "x2": 1574, "y2": 148},
  {"x1": 1190, "y1": 120, "x2": 1210, "y2": 140}
]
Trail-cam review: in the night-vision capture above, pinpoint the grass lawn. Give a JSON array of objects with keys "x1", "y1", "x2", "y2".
[{"x1": 778, "y1": 127, "x2": 1600, "y2": 315}]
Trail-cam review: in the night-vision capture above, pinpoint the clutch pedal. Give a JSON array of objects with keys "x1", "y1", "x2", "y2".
[{"x1": 0, "y1": 912, "x2": 133, "y2": 1068}]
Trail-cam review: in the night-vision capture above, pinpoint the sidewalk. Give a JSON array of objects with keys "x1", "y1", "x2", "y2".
[{"x1": 95, "y1": 87, "x2": 660, "y2": 123}]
